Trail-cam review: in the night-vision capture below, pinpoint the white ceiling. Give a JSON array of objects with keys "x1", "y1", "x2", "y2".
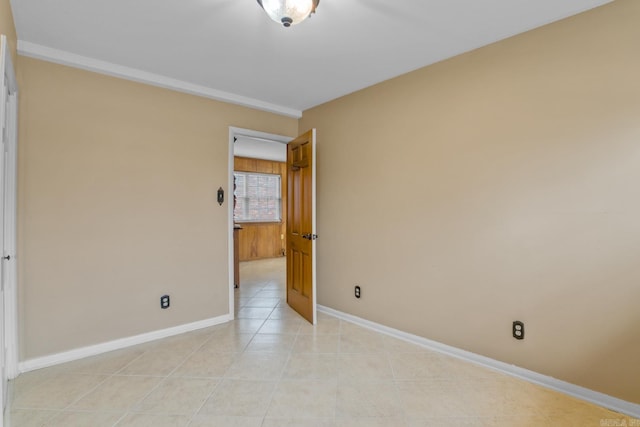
[
  {"x1": 235, "y1": 136, "x2": 287, "y2": 162},
  {"x1": 11, "y1": 0, "x2": 612, "y2": 117}
]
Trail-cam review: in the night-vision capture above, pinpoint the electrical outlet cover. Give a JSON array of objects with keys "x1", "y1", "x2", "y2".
[
  {"x1": 513, "y1": 320, "x2": 524, "y2": 340},
  {"x1": 161, "y1": 295, "x2": 170, "y2": 309}
]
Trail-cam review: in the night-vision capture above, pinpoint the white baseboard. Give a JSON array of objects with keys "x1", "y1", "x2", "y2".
[
  {"x1": 18, "y1": 314, "x2": 232, "y2": 373},
  {"x1": 318, "y1": 305, "x2": 640, "y2": 419}
]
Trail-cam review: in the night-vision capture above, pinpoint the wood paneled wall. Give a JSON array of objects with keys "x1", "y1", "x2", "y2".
[{"x1": 234, "y1": 156, "x2": 287, "y2": 261}]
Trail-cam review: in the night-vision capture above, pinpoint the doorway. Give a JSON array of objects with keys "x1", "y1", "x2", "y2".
[
  {"x1": 227, "y1": 127, "x2": 317, "y2": 324},
  {"x1": 227, "y1": 128, "x2": 292, "y2": 319}
]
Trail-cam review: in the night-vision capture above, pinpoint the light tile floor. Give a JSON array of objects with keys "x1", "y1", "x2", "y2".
[{"x1": 4, "y1": 258, "x2": 637, "y2": 426}]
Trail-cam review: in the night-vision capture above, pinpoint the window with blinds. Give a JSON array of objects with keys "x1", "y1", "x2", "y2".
[{"x1": 233, "y1": 172, "x2": 282, "y2": 222}]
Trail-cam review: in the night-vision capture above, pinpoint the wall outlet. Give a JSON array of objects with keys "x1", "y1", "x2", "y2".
[
  {"x1": 354, "y1": 285, "x2": 361, "y2": 299},
  {"x1": 513, "y1": 320, "x2": 524, "y2": 340},
  {"x1": 160, "y1": 295, "x2": 170, "y2": 309}
]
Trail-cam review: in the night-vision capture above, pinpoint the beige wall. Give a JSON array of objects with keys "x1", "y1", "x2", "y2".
[
  {"x1": 300, "y1": 0, "x2": 640, "y2": 403},
  {"x1": 0, "y1": 0, "x2": 17, "y2": 61},
  {"x1": 17, "y1": 57, "x2": 297, "y2": 359}
]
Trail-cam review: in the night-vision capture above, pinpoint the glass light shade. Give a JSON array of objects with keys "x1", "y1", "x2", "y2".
[{"x1": 257, "y1": 0, "x2": 319, "y2": 27}]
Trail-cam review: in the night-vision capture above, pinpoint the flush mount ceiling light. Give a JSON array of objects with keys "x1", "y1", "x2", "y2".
[{"x1": 257, "y1": 0, "x2": 320, "y2": 27}]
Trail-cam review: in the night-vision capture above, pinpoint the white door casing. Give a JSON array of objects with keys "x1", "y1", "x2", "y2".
[
  {"x1": 0, "y1": 73, "x2": 7, "y2": 412},
  {"x1": 0, "y1": 34, "x2": 19, "y2": 419}
]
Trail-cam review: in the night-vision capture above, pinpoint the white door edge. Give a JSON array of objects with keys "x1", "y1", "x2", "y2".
[
  {"x1": 310, "y1": 128, "x2": 317, "y2": 325},
  {"x1": 3, "y1": 90, "x2": 17, "y2": 382},
  {"x1": 1, "y1": 33, "x2": 19, "y2": 424},
  {"x1": 2, "y1": 39, "x2": 18, "y2": 382}
]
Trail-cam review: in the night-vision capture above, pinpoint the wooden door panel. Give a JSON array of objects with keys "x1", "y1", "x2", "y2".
[
  {"x1": 290, "y1": 247, "x2": 302, "y2": 293},
  {"x1": 302, "y1": 252, "x2": 312, "y2": 298},
  {"x1": 291, "y1": 167, "x2": 301, "y2": 235}
]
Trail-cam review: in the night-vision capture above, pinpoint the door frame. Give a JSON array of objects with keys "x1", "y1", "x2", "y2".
[
  {"x1": 1, "y1": 34, "x2": 19, "y2": 390},
  {"x1": 227, "y1": 127, "x2": 293, "y2": 318}
]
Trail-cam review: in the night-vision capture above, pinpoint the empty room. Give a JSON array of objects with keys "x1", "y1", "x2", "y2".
[{"x1": 1, "y1": 0, "x2": 639, "y2": 426}]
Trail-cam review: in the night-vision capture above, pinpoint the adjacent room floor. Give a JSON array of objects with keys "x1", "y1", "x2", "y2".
[{"x1": 4, "y1": 258, "x2": 634, "y2": 426}]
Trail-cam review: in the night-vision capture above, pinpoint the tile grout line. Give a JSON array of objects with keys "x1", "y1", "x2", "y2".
[
  {"x1": 119, "y1": 326, "x2": 230, "y2": 424},
  {"x1": 384, "y1": 338, "x2": 410, "y2": 425},
  {"x1": 84, "y1": 328, "x2": 219, "y2": 425},
  {"x1": 259, "y1": 315, "x2": 311, "y2": 425},
  {"x1": 190, "y1": 277, "x2": 278, "y2": 426},
  {"x1": 332, "y1": 321, "x2": 345, "y2": 424},
  {"x1": 260, "y1": 300, "x2": 296, "y2": 424},
  {"x1": 184, "y1": 309, "x2": 265, "y2": 426},
  {"x1": 186, "y1": 368, "x2": 225, "y2": 426},
  {"x1": 46, "y1": 367, "x2": 120, "y2": 422},
  {"x1": 257, "y1": 286, "x2": 308, "y2": 425}
]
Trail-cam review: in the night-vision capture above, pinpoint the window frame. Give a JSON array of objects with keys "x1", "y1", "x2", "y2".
[{"x1": 233, "y1": 171, "x2": 282, "y2": 223}]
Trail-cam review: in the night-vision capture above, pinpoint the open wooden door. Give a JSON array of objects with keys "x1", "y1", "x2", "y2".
[{"x1": 286, "y1": 129, "x2": 316, "y2": 324}]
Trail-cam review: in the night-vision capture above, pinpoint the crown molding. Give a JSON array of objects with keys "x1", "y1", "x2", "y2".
[{"x1": 17, "y1": 41, "x2": 302, "y2": 118}]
